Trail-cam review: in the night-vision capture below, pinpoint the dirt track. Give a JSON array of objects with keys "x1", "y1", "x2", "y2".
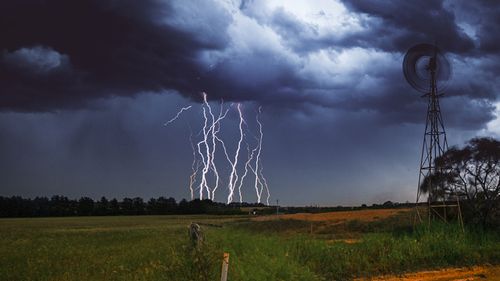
[
  {"x1": 253, "y1": 208, "x2": 410, "y2": 222},
  {"x1": 356, "y1": 265, "x2": 500, "y2": 281}
]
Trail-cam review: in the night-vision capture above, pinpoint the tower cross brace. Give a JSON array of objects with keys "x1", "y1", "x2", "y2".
[{"x1": 414, "y1": 54, "x2": 463, "y2": 227}]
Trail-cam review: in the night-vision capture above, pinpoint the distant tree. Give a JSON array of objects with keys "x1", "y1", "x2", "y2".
[
  {"x1": 423, "y1": 137, "x2": 500, "y2": 226},
  {"x1": 121, "y1": 198, "x2": 134, "y2": 215},
  {"x1": 78, "y1": 197, "x2": 95, "y2": 216},
  {"x1": 95, "y1": 197, "x2": 110, "y2": 216},
  {"x1": 147, "y1": 198, "x2": 158, "y2": 214},
  {"x1": 382, "y1": 201, "x2": 394, "y2": 208},
  {"x1": 166, "y1": 197, "x2": 177, "y2": 212},
  {"x1": 178, "y1": 198, "x2": 189, "y2": 213},
  {"x1": 109, "y1": 198, "x2": 120, "y2": 215},
  {"x1": 33, "y1": 197, "x2": 50, "y2": 216},
  {"x1": 50, "y1": 196, "x2": 75, "y2": 216},
  {"x1": 0, "y1": 196, "x2": 25, "y2": 217},
  {"x1": 154, "y1": 197, "x2": 177, "y2": 214},
  {"x1": 132, "y1": 197, "x2": 145, "y2": 215}
]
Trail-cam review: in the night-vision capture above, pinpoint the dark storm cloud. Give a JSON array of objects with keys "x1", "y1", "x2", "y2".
[
  {"x1": 0, "y1": 0, "x2": 499, "y2": 130},
  {"x1": 340, "y1": 0, "x2": 475, "y2": 53},
  {"x1": 254, "y1": 0, "x2": 474, "y2": 55},
  {"x1": 0, "y1": 0, "x2": 231, "y2": 111},
  {"x1": 446, "y1": 0, "x2": 500, "y2": 55},
  {"x1": 266, "y1": 8, "x2": 335, "y2": 54},
  {"x1": 329, "y1": 0, "x2": 499, "y2": 129}
]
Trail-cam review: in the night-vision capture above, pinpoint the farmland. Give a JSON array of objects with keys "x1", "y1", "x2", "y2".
[{"x1": 1, "y1": 209, "x2": 499, "y2": 281}]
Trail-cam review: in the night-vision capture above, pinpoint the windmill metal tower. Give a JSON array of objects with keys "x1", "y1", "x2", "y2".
[{"x1": 403, "y1": 43, "x2": 463, "y2": 226}]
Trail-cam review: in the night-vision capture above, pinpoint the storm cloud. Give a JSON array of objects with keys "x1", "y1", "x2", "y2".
[
  {"x1": 0, "y1": 0, "x2": 231, "y2": 110},
  {"x1": 0, "y1": 1, "x2": 498, "y2": 123}
]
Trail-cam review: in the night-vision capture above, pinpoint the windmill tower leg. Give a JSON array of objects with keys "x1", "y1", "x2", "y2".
[
  {"x1": 415, "y1": 56, "x2": 463, "y2": 227},
  {"x1": 415, "y1": 57, "x2": 448, "y2": 223},
  {"x1": 404, "y1": 44, "x2": 463, "y2": 229}
]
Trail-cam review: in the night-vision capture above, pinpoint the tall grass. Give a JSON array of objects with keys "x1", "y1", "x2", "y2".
[
  {"x1": 208, "y1": 222, "x2": 499, "y2": 280},
  {"x1": 1, "y1": 216, "x2": 498, "y2": 281}
]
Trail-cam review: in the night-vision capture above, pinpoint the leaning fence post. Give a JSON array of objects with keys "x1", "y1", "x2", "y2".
[
  {"x1": 188, "y1": 223, "x2": 203, "y2": 249},
  {"x1": 220, "y1": 252, "x2": 229, "y2": 281}
]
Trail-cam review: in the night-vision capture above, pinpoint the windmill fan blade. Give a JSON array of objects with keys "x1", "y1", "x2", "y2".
[{"x1": 403, "y1": 43, "x2": 451, "y2": 93}]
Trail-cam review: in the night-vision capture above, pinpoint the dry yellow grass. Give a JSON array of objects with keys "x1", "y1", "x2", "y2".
[{"x1": 253, "y1": 208, "x2": 411, "y2": 223}]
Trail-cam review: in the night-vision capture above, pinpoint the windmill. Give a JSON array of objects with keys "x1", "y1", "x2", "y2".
[{"x1": 402, "y1": 43, "x2": 463, "y2": 226}]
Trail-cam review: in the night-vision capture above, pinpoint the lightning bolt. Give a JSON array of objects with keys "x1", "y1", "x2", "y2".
[
  {"x1": 225, "y1": 103, "x2": 244, "y2": 203},
  {"x1": 260, "y1": 164, "x2": 270, "y2": 206},
  {"x1": 164, "y1": 105, "x2": 197, "y2": 199},
  {"x1": 167, "y1": 93, "x2": 270, "y2": 204},
  {"x1": 249, "y1": 162, "x2": 263, "y2": 203},
  {"x1": 188, "y1": 129, "x2": 199, "y2": 200},
  {"x1": 197, "y1": 104, "x2": 210, "y2": 200},
  {"x1": 237, "y1": 143, "x2": 258, "y2": 203},
  {"x1": 253, "y1": 106, "x2": 264, "y2": 203},
  {"x1": 196, "y1": 93, "x2": 230, "y2": 200},
  {"x1": 238, "y1": 106, "x2": 268, "y2": 204},
  {"x1": 256, "y1": 106, "x2": 270, "y2": 205},
  {"x1": 205, "y1": 94, "x2": 217, "y2": 200},
  {"x1": 164, "y1": 106, "x2": 192, "y2": 126},
  {"x1": 209, "y1": 101, "x2": 230, "y2": 200}
]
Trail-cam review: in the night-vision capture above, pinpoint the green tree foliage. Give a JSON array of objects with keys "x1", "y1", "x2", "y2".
[
  {"x1": 427, "y1": 137, "x2": 500, "y2": 226},
  {"x1": 0, "y1": 196, "x2": 259, "y2": 217}
]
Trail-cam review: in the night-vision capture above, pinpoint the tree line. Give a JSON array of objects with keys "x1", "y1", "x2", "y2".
[
  {"x1": 0, "y1": 194, "x2": 419, "y2": 218},
  {"x1": 0, "y1": 196, "x2": 266, "y2": 217}
]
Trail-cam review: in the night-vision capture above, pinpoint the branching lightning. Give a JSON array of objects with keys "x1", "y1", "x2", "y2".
[
  {"x1": 256, "y1": 106, "x2": 270, "y2": 205},
  {"x1": 253, "y1": 107, "x2": 263, "y2": 203},
  {"x1": 197, "y1": 105, "x2": 210, "y2": 199},
  {"x1": 237, "y1": 144, "x2": 257, "y2": 202},
  {"x1": 164, "y1": 106, "x2": 192, "y2": 126},
  {"x1": 225, "y1": 103, "x2": 244, "y2": 203},
  {"x1": 165, "y1": 93, "x2": 270, "y2": 204},
  {"x1": 188, "y1": 129, "x2": 199, "y2": 200}
]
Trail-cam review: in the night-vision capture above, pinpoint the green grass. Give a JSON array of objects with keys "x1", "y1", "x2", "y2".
[
  {"x1": 0, "y1": 214, "x2": 499, "y2": 281},
  {"x1": 0, "y1": 216, "x2": 235, "y2": 281},
  {"x1": 210, "y1": 222, "x2": 499, "y2": 280}
]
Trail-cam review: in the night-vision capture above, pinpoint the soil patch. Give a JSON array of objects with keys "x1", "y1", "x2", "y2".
[
  {"x1": 355, "y1": 265, "x2": 500, "y2": 281},
  {"x1": 253, "y1": 208, "x2": 410, "y2": 223}
]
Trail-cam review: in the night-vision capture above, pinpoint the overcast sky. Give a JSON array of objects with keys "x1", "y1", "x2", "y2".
[{"x1": 1, "y1": 0, "x2": 500, "y2": 205}]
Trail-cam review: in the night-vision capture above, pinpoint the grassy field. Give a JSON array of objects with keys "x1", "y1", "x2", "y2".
[{"x1": 1, "y1": 210, "x2": 499, "y2": 281}]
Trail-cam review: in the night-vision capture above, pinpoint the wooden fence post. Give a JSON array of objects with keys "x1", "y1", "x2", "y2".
[
  {"x1": 220, "y1": 252, "x2": 229, "y2": 281},
  {"x1": 188, "y1": 223, "x2": 203, "y2": 248}
]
